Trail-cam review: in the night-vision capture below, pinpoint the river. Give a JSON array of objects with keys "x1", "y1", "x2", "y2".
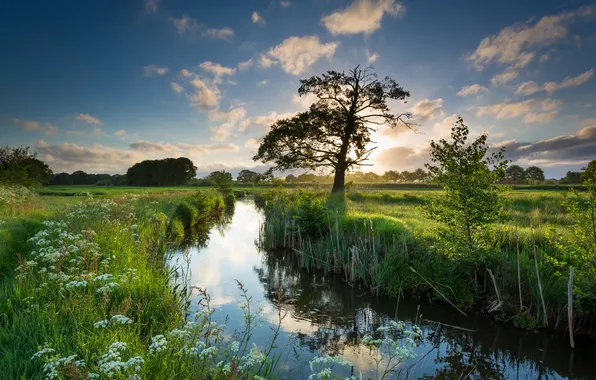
[{"x1": 169, "y1": 200, "x2": 595, "y2": 379}]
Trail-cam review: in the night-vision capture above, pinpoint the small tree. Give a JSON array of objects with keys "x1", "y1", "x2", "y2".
[
  {"x1": 206, "y1": 170, "x2": 233, "y2": 194},
  {"x1": 425, "y1": 117, "x2": 508, "y2": 255},
  {"x1": 525, "y1": 166, "x2": 545, "y2": 184}
]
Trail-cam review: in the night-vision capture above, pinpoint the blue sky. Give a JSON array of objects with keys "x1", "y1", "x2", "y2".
[{"x1": 1, "y1": 0, "x2": 595, "y2": 177}]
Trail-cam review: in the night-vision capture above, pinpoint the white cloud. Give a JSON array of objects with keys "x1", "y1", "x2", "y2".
[
  {"x1": 490, "y1": 69, "x2": 518, "y2": 86},
  {"x1": 280, "y1": 1, "x2": 291, "y2": 7},
  {"x1": 129, "y1": 140, "x2": 239, "y2": 153},
  {"x1": 169, "y1": 15, "x2": 198, "y2": 35},
  {"x1": 466, "y1": 5, "x2": 595, "y2": 70},
  {"x1": 170, "y1": 82, "x2": 184, "y2": 93},
  {"x1": 199, "y1": 61, "x2": 236, "y2": 77},
  {"x1": 514, "y1": 81, "x2": 542, "y2": 96},
  {"x1": 432, "y1": 115, "x2": 458, "y2": 138},
  {"x1": 457, "y1": 84, "x2": 488, "y2": 96},
  {"x1": 251, "y1": 112, "x2": 295, "y2": 129},
  {"x1": 245, "y1": 138, "x2": 262, "y2": 150},
  {"x1": 475, "y1": 98, "x2": 561, "y2": 122},
  {"x1": 8, "y1": 118, "x2": 59, "y2": 136},
  {"x1": 76, "y1": 113, "x2": 103, "y2": 125},
  {"x1": 522, "y1": 112, "x2": 558, "y2": 123},
  {"x1": 144, "y1": 0, "x2": 159, "y2": 13},
  {"x1": 114, "y1": 129, "x2": 126, "y2": 137},
  {"x1": 366, "y1": 50, "x2": 379, "y2": 63},
  {"x1": 179, "y1": 69, "x2": 194, "y2": 79},
  {"x1": 209, "y1": 106, "x2": 248, "y2": 141},
  {"x1": 252, "y1": 11, "x2": 265, "y2": 24},
  {"x1": 257, "y1": 79, "x2": 269, "y2": 86},
  {"x1": 238, "y1": 59, "x2": 253, "y2": 70},
  {"x1": 42, "y1": 123, "x2": 59, "y2": 136},
  {"x1": 410, "y1": 98, "x2": 444, "y2": 123},
  {"x1": 129, "y1": 140, "x2": 180, "y2": 152},
  {"x1": 514, "y1": 68, "x2": 594, "y2": 96},
  {"x1": 34, "y1": 140, "x2": 239, "y2": 174},
  {"x1": 543, "y1": 68, "x2": 594, "y2": 93},
  {"x1": 262, "y1": 35, "x2": 338, "y2": 75},
  {"x1": 187, "y1": 78, "x2": 220, "y2": 108},
  {"x1": 143, "y1": 64, "x2": 168, "y2": 77},
  {"x1": 322, "y1": 0, "x2": 405, "y2": 36},
  {"x1": 292, "y1": 93, "x2": 318, "y2": 108},
  {"x1": 202, "y1": 27, "x2": 234, "y2": 40},
  {"x1": 513, "y1": 52, "x2": 535, "y2": 69}
]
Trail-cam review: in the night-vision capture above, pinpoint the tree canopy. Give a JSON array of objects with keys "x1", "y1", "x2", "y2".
[
  {"x1": 254, "y1": 65, "x2": 413, "y2": 193},
  {"x1": 0, "y1": 146, "x2": 53, "y2": 186},
  {"x1": 126, "y1": 157, "x2": 196, "y2": 186}
]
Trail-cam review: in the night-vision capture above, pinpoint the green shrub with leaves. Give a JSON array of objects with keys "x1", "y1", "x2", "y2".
[
  {"x1": 173, "y1": 201, "x2": 198, "y2": 228},
  {"x1": 424, "y1": 116, "x2": 508, "y2": 259}
]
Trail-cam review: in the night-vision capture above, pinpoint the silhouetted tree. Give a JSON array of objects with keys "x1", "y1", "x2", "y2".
[
  {"x1": 525, "y1": 166, "x2": 545, "y2": 184},
  {"x1": 561, "y1": 171, "x2": 582, "y2": 184},
  {"x1": 237, "y1": 169, "x2": 259, "y2": 184},
  {"x1": 0, "y1": 146, "x2": 53, "y2": 186},
  {"x1": 126, "y1": 157, "x2": 196, "y2": 186},
  {"x1": 254, "y1": 65, "x2": 414, "y2": 193},
  {"x1": 505, "y1": 164, "x2": 526, "y2": 184}
]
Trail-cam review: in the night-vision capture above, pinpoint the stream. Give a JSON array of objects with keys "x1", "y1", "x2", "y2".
[{"x1": 169, "y1": 200, "x2": 596, "y2": 379}]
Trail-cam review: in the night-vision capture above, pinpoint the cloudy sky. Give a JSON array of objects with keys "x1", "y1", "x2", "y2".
[{"x1": 1, "y1": 0, "x2": 595, "y2": 178}]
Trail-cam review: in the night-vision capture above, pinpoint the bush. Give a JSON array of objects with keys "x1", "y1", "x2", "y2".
[
  {"x1": 173, "y1": 201, "x2": 198, "y2": 228},
  {"x1": 224, "y1": 192, "x2": 235, "y2": 207},
  {"x1": 168, "y1": 218, "x2": 185, "y2": 242}
]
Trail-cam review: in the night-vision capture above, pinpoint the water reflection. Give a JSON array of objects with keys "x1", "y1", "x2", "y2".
[{"x1": 170, "y1": 200, "x2": 595, "y2": 379}]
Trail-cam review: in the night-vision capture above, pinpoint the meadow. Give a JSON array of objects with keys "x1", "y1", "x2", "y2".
[{"x1": 1, "y1": 184, "x2": 424, "y2": 379}]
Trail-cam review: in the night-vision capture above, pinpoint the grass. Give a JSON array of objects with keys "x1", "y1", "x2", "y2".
[
  {"x1": 257, "y1": 187, "x2": 595, "y2": 334},
  {"x1": 1, "y1": 186, "x2": 291, "y2": 379}
]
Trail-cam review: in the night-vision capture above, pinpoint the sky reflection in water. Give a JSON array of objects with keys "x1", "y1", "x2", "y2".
[{"x1": 170, "y1": 200, "x2": 592, "y2": 379}]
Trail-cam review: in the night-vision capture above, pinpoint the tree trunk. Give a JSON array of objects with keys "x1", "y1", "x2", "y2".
[{"x1": 331, "y1": 166, "x2": 346, "y2": 193}]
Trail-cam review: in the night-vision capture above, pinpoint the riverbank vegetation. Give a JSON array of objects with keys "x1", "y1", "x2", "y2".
[{"x1": 2, "y1": 186, "x2": 427, "y2": 379}]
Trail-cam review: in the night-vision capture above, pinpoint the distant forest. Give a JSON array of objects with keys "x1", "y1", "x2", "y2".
[{"x1": 0, "y1": 146, "x2": 588, "y2": 187}]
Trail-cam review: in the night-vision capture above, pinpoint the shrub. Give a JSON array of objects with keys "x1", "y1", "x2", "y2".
[
  {"x1": 168, "y1": 218, "x2": 185, "y2": 242},
  {"x1": 173, "y1": 201, "x2": 198, "y2": 228}
]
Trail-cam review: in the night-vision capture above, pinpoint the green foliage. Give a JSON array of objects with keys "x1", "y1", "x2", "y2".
[
  {"x1": 0, "y1": 146, "x2": 53, "y2": 187},
  {"x1": 173, "y1": 201, "x2": 198, "y2": 227},
  {"x1": 424, "y1": 117, "x2": 509, "y2": 257},
  {"x1": 505, "y1": 164, "x2": 526, "y2": 184},
  {"x1": 168, "y1": 218, "x2": 185, "y2": 241},
  {"x1": 254, "y1": 66, "x2": 413, "y2": 193},
  {"x1": 237, "y1": 169, "x2": 259, "y2": 183},
  {"x1": 206, "y1": 170, "x2": 233, "y2": 194},
  {"x1": 126, "y1": 157, "x2": 196, "y2": 186},
  {"x1": 525, "y1": 166, "x2": 545, "y2": 184}
]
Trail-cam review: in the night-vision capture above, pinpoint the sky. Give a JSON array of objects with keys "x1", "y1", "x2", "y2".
[{"x1": 1, "y1": 0, "x2": 595, "y2": 178}]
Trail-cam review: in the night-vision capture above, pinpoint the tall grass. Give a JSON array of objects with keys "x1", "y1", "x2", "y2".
[{"x1": 257, "y1": 188, "x2": 596, "y2": 333}]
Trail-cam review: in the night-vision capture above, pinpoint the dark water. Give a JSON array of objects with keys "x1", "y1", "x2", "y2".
[{"x1": 170, "y1": 200, "x2": 596, "y2": 379}]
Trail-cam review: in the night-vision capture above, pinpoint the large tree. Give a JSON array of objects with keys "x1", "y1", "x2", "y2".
[
  {"x1": 253, "y1": 66, "x2": 413, "y2": 193},
  {"x1": 525, "y1": 166, "x2": 545, "y2": 184},
  {"x1": 505, "y1": 164, "x2": 526, "y2": 184}
]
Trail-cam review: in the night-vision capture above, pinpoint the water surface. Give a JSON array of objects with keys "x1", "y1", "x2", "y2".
[{"x1": 170, "y1": 200, "x2": 596, "y2": 379}]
